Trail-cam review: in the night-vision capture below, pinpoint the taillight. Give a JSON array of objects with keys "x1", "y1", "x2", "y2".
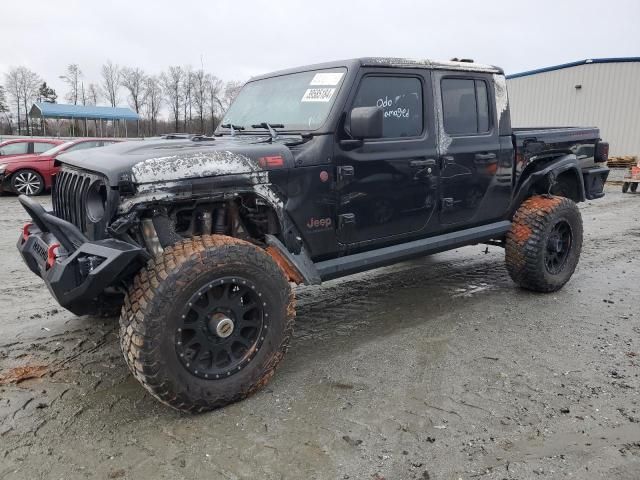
[
  {"x1": 595, "y1": 141, "x2": 609, "y2": 163},
  {"x1": 22, "y1": 222, "x2": 33, "y2": 242},
  {"x1": 46, "y1": 243, "x2": 61, "y2": 270}
]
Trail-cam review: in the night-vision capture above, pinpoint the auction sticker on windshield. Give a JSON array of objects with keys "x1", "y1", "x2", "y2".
[
  {"x1": 310, "y1": 72, "x2": 344, "y2": 86},
  {"x1": 301, "y1": 88, "x2": 336, "y2": 102}
]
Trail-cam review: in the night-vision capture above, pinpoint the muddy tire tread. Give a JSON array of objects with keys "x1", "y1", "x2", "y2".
[
  {"x1": 505, "y1": 195, "x2": 583, "y2": 293},
  {"x1": 119, "y1": 235, "x2": 295, "y2": 413}
]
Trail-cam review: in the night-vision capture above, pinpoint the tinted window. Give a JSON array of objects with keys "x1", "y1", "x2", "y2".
[
  {"x1": 441, "y1": 78, "x2": 491, "y2": 135},
  {"x1": 352, "y1": 76, "x2": 422, "y2": 138},
  {"x1": 476, "y1": 80, "x2": 490, "y2": 133},
  {"x1": 33, "y1": 142, "x2": 57, "y2": 153},
  {"x1": 0, "y1": 142, "x2": 28, "y2": 156}
]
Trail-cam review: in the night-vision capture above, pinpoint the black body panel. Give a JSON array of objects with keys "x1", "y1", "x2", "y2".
[{"x1": 17, "y1": 196, "x2": 145, "y2": 316}]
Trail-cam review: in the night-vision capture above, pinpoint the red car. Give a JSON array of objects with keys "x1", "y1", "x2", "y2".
[
  {"x1": 0, "y1": 138, "x2": 64, "y2": 158},
  {"x1": 0, "y1": 138, "x2": 121, "y2": 196}
]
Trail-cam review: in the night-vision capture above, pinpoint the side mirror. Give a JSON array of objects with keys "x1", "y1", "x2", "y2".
[{"x1": 350, "y1": 106, "x2": 383, "y2": 139}]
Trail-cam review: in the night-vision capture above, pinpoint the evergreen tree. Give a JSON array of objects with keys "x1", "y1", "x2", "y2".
[{"x1": 37, "y1": 82, "x2": 58, "y2": 103}]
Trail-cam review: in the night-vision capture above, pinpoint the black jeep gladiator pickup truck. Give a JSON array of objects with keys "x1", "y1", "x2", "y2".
[{"x1": 17, "y1": 57, "x2": 610, "y2": 412}]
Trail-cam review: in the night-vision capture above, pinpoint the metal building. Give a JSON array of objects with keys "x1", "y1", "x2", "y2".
[{"x1": 506, "y1": 58, "x2": 640, "y2": 156}]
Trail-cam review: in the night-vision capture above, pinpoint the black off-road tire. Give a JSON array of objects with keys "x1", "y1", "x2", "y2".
[
  {"x1": 631, "y1": 183, "x2": 638, "y2": 193},
  {"x1": 622, "y1": 182, "x2": 630, "y2": 193},
  {"x1": 505, "y1": 195, "x2": 583, "y2": 293},
  {"x1": 119, "y1": 235, "x2": 295, "y2": 413}
]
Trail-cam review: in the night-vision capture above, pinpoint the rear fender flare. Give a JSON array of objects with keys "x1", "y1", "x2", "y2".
[{"x1": 510, "y1": 154, "x2": 585, "y2": 216}]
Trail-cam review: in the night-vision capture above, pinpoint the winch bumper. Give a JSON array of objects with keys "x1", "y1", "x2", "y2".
[{"x1": 17, "y1": 195, "x2": 145, "y2": 315}]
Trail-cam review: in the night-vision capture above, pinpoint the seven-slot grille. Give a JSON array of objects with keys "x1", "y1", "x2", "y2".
[{"x1": 52, "y1": 169, "x2": 95, "y2": 233}]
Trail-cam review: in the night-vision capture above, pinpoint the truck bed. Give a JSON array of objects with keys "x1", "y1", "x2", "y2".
[
  {"x1": 513, "y1": 126, "x2": 600, "y2": 157},
  {"x1": 512, "y1": 126, "x2": 601, "y2": 171}
]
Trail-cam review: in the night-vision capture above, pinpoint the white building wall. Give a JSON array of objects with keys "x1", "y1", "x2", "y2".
[{"x1": 507, "y1": 62, "x2": 640, "y2": 156}]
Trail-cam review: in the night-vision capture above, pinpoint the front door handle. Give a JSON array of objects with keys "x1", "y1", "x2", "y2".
[
  {"x1": 409, "y1": 158, "x2": 436, "y2": 168},
  {"x1": 474, "y1": 152, "x2": 497, "y2": 161}
]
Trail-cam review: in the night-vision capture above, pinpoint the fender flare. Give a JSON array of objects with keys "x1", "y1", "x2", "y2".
[
  {"x1": 264, "y1": 234, "x2": 321, "y2": 285},
  {"x1": 509, "y1": 154, "x2": 585, "y2": 216}
]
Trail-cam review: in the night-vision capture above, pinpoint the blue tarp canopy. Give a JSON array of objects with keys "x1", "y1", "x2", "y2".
[{"x1": 30, "y1": 102, "x2": 139, "y2": 121}]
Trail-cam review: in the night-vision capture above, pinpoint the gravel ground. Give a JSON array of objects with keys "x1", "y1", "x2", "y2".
[{"x1": 0, "y1": 186, "x2": 639, "y2": 480}]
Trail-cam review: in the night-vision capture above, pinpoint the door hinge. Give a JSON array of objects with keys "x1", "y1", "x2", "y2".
[
  {"x1": 441, "y1": 198, "x2": 454, "y2": 210},
  {"x1": 338, "y1": 213, "x2": 356, "y2": 229},
  {"x1": 338, "y1": 213, "x2": 356, "y2": 243},
  {"x1": 337, "y1": 165, "x2": 355, "y2": 189}
]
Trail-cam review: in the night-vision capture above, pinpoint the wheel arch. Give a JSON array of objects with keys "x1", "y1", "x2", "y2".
[
  {"x1": 510, "y1": 154, "x2": 585, "y2": 216},
  {"x1": 129, "y1": 188, "x2": 321, "y2": 286}
]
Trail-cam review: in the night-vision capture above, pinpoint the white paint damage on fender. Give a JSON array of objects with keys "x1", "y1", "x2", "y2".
[{"x1": 493, "y1": 74, "x2": 508, "y2": 126}]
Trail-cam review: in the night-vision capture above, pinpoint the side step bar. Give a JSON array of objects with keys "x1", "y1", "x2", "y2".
[{"x1": 316, "y1": 221, "x2": 511, "y2": 281}]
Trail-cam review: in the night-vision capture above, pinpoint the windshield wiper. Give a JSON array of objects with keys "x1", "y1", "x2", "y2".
[
  {"x1": 220, "y1": 123, "x2": 245, "y2": 136},
  {"x1": 250, "y1": 122, "x2": 284, "y2": 141}
]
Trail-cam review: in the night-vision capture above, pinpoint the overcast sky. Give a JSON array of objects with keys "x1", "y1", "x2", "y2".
[{"x1": 2, "y1": 0, "x2": 638, "y2": 110}]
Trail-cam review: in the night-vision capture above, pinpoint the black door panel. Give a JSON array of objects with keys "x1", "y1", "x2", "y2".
[
  {"x1": 435, "y1": 72, "x2": 511, "y2": 225},
  {"x1": 335, "y1": 70, "x2": 438, "y2": 246}
]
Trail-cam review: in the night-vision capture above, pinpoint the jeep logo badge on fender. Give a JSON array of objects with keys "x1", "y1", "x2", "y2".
[{"x1": 306, "y1": 217, "x2": 332, "y2": 230}]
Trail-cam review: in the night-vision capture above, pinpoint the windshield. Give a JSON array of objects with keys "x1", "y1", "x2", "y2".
[
  {"x1": 220, "y1": 67, "x2": 347, "y2": 131},
  {"x1": 40, "y1": 141, "x2": 74, "y2": 156}
]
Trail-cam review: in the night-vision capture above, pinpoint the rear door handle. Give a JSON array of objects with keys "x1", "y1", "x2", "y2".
[
  {"x1": 409, "y1": 158, "x2": 437, "y2": 168},
  {"x1": 474, "y1": 153, "x2": 497, "y2": 161}
]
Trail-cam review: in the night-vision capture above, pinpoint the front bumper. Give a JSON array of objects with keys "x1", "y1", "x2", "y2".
[
  {"x1": 17, "y1": 195, "x2": 145, "y2": 315},
  {"x1": 0, "y1": 173, "x2": 9, "y2": 193}
]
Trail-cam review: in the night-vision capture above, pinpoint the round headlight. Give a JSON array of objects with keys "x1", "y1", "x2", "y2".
[{"x1": 86, "y1": 180, "x2": 107, "y2": 222}]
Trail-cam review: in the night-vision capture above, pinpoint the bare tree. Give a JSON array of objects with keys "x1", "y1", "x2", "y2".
[
  {"x1": 143, "y1": 75, "x2": 162, "y2": 136},
  {"x1": 206, "y1": 75, "x2": 224, "y2": 131},
  {"x1": 5, "y1": 66, "x2": 41, "y2": 135},
  {"x1": 101, "y1": 60, "x2": 121, "y2": 107},
  {"x1": 5, "y1": 69, "x2": 23, "y2": 134},
  {"x1": 161, "y1": 66, "x2": 183, "y2": 132},
  {"x1": 59, "y1": 64, "x2": 82, "y2": 105},
  {"x1": 121, "y1": 67, "x2": 146, "y2": 136},
  {"x1": 87, "y1": 83, "x2": 101, "y2": 105},
  {"x1": 192, "y1": 69, "x2": 208, "y2": 133},
  {"x1": 181, "y1": 66, "x2": 194, "y2": 132},
  {"x1": 87, "y1": 83, "x2": 101, "y2": 136},
  {"x1": 0, "y1": 85, "x2": 12, "y2": 134}
]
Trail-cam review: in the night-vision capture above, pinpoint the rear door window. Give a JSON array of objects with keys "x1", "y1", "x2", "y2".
[
  {"x1": 441, "y1": 78, "x2": 491, "y2": 135},
  {"x1": 0, "y1": 142, "x2": 29, "y2": 156},
  {"x1": 352, "y1": 76, "x2": 423, "y2": 138}
]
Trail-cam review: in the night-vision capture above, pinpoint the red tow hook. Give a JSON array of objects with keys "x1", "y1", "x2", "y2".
[
  {"x1": 46, "y1": 243, "x2": 61, "y2": 270},
  {"x1": 22, "y1": 222, "x2": 33, "y2": 243}
]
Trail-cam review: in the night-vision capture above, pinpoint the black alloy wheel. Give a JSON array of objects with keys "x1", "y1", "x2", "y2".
[
  {"x1": 544, "y1": 220, "x2": 572, "y2": 275},
  {"x1": 175, "y1": 277, "x2": 267, "y2": 379}
]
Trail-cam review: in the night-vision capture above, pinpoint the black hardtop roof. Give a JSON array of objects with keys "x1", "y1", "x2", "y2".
[{"x1": 250, "y1": 57, "x2": 503, "y2": 81}]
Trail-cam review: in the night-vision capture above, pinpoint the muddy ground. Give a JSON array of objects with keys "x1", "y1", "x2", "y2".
[{"x1": 0, "y1": 186, "x2": 639, "y2": 480}]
